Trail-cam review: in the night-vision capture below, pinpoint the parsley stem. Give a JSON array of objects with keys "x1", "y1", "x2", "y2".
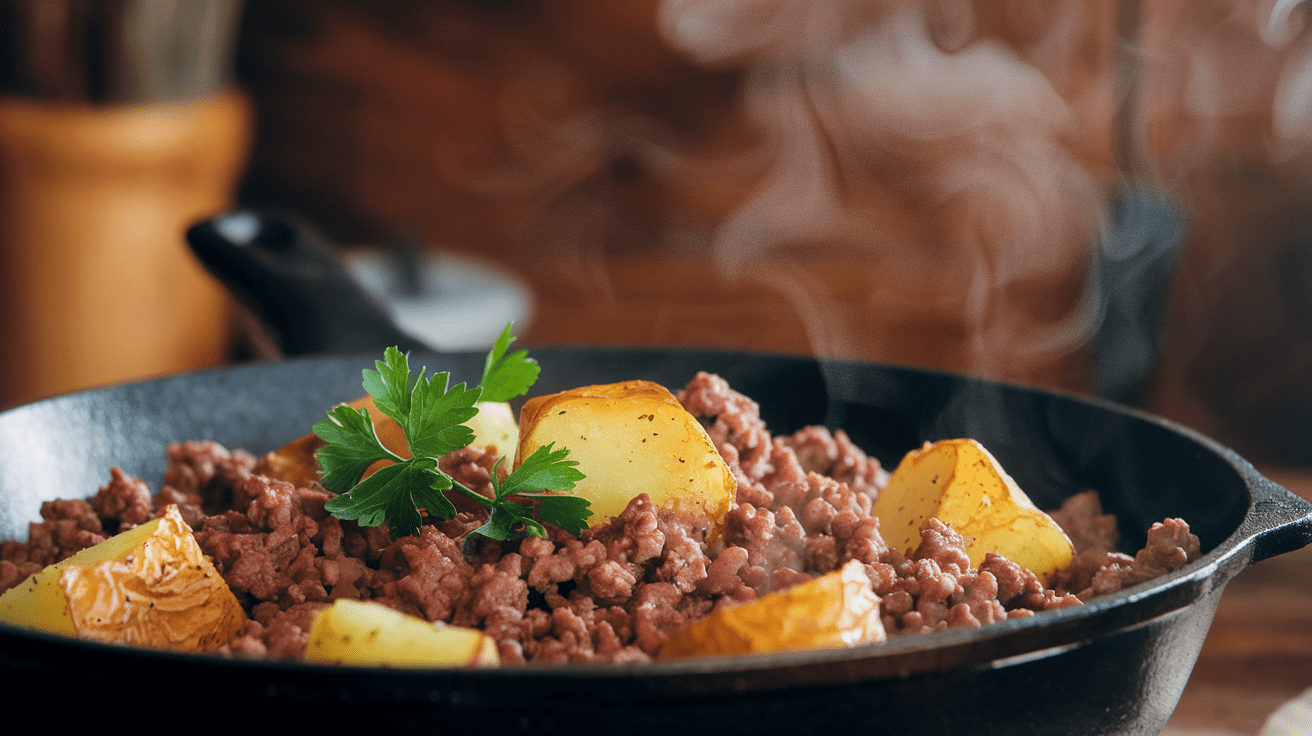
[{"x1": 448, "y1": 479, "x2": 497, "y2": 509}]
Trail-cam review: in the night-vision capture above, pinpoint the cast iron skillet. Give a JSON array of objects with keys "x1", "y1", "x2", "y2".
[{"x1": 0, "y1": 213, "x2": 1309, "y2": 735}]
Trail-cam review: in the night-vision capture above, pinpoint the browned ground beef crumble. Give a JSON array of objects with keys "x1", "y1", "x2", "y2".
[{"x1": 0, "y1": 372, "x2": 1201, "y2": 663}]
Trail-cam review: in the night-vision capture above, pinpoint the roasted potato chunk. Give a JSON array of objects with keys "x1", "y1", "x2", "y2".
[
  {"x1": 516, "y1": 380, "x2": 736, "y2": 526},
  {"x1": 258, "y1": 432, "x2": 326, "y2": 489},
  {"x1": 660, "y1": 560, "x2": 885, "y2": 658},
  {"x1": 305, "y1": 599, "x2": 499, "y2": 667},
  {"x1": 0, "y1": 516, "x2": 165, "y2": 637},
  {"x1": 871, "y1": 438, "x2": 1074, "y2": 583},
  {"x1": 0, "y1": 505, "x2": 246, "y2": 651},
  {"x1": 464, "y1": 400, "x2": 519, "y2": 466}
]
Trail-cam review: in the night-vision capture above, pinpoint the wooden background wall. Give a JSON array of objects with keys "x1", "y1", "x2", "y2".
[{"x1": 229, "y1": 0, "x2": 1312, "y2": 465}]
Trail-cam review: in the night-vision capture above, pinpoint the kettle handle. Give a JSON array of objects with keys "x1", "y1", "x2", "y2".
[{"x1": 186, "y1": 211, "x2": 427, "y2": 356}]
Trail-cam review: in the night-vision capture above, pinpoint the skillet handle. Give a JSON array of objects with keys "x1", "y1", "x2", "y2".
[
  {"x1": 186, "y1": 211, "x2": 428, "y2": 357},
  {"x1": 1234, "y1": 463, "x2": 1312, "y2": 565}
]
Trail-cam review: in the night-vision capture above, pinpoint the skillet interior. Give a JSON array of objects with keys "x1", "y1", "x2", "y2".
[
  {"x1": 0, "y1": 346, "x2": 1248, "y2": 550},
  {"x1": 0, "y1": 347, "x2": 1292, "y2": 734}
]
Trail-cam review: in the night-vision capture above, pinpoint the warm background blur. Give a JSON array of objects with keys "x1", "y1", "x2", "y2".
[
  {"x1": 241, "y1": 0, "x2": 1312, "y2": 469},
  {"x1": 4, "y1": 0, "x2": 1312, "y2": 469}
]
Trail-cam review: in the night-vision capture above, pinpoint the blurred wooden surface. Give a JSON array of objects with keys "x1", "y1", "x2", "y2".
[{"x1": 1161, "y1": 469, "x2": 1312, "y2": 735}]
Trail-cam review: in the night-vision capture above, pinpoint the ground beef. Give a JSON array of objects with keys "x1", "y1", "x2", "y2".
[
  {"x1": 0, "y1": 372, "x2": 1203, "y2": 665},
  {"x1": 89, "y1": 468, "x2": 154, "y2": 533},
  {"x1": 225, "y1": 602, "x2": 327, "y2": 659},
  {"x1": 163, "y1": 440, "x2": 259, "y2": 514},
  {"x1": 1059, "y1": 518, "x2": 1202, "y2": 601},
  {"x1": 781, "y1": 426, "x2": 888, "y2": 499},
  {"x1": 2, "y1": 498, "x2": 105, "y2": 569}
]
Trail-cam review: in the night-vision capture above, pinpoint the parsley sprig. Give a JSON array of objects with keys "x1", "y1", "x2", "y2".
[{"x1": 316, "y1": 325, "x2": 588, "y2": 540}]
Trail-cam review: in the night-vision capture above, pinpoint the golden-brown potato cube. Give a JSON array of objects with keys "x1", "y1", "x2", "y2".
[
  {"x1": 304, "y1": 599, "x2": 499, "y2": 667},
  {"x1": 871, "y1": 438, "x2": 1074, "y2": 584},
  {"x1": 516, "y1": 380, "x2": 736, "y2": 526},
  {"x1": 0, "y1": 516, "x2": 165, "y2": 637},
  {"x1": 659, "y1": 559, "x2": 885, "y2": 658},
  {"x1": 0, "y1": 505, "x2": 246, "y2": 652},
  {"x1": 464, "y1": 400, "x2": 519, "y2": 466}
]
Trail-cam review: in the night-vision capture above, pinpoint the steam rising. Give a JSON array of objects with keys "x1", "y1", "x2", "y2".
[
  {"x1": 1270, "y1": 0, "x2": 1312, "y2": 147},
  {"x1": 425, "y1": 0, "x2": 1312, "y2": 394},
  {"x1": 657, "y1": 0, "x2": 1104, "y2": 380}
]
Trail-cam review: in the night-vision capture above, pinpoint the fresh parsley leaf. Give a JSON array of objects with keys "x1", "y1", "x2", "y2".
[
  {"x1": 480, "y1": 322, "x2": 540, "y2": 403},
  {"x1": 493, "y1": 443, "x2": 584, "y2": 498},
  {"x1": 470, "y1": 445, "x2": 589, "y2": 540},
  {"x1": 323, "y1": 458, "x2": 456, "y2": 538},
  {"x1": 473, "y1": 503, "x2": 543, "y2": 541},
  {"x1": 405, "y1": 370, "x2": 480, "y2": 459},
  {"x1": 528, "y1": 495, "x2": 593, "y2": 537},
  {"x1": 312, "y1": 404, "x2": 397, "y2": 493},
  {"x1": 362, "y1": 346, "x2": 480, "y2": 458},
  {"x1": 316, "y1": 324, "x2": 591, "y2": 542},
  {"x1": 360, "y1": 347, "x2": 414, "y2": 427}
]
